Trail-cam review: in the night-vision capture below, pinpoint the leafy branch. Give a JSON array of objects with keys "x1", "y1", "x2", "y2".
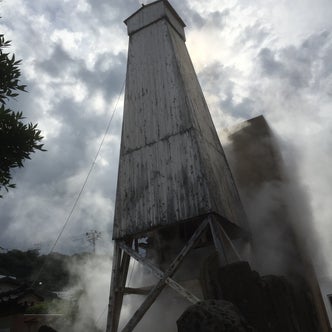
[{"x1": 0, "y1": 34, "x2": 45, "y2": 197}]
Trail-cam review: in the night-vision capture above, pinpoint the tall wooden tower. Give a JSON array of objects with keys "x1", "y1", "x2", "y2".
[{"x1": 106, "y1": 1, "x2": 249, "y2": 331}]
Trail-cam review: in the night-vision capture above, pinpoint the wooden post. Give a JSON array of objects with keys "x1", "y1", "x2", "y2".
[
  {"x1": 106, "y1": 240, "x2": 131, "y2": 332},
  {"x1": 106, "y1": 242, "x2": 122, "y2": 332},
  {"x1": 113, "y1": 250, "x2": 131, "y2": 330}
]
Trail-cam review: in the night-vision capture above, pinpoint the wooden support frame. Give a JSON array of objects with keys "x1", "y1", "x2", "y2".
[
  {"x1": 106, "y1": 218, "x2": 208, "y2": 332},
  {"x1": 106, "y1": 215, "x2": 243, "y2": 332},
  {"x1": 119, "y1": 241, "x2": 201, "y2": 304},
  {"x1": 120, "y1": 217, "x2": 208, "y2": 332}
]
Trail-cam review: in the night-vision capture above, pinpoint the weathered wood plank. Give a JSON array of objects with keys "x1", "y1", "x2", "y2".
[{"x1": 113, "y1": 2, "x2": 248, "y2": 240}]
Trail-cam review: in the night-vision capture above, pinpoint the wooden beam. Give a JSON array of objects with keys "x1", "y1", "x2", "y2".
[
  {"x1": 106, "y1": 241, "x2": 132, "y2": 332},
  {"x1": 124, "y1": 286, "x2": 153, "y2": 295},
  {"x1": 113, "y1": 250, "x2": 131, "y2": 329},
  {"x1": 218, "y1": 222, "x2": 242, "y2": 261},
  {"x1": 209, "y1": 216, "x2": 228, "y2": 265},
  {"x1": 119, "y1": 243, "x2": 200, "y2": 304},
  {"x1": 120, "y1": 218, "x2": 208, "y2": 332},
  {"x1": 106, "y1": 242, "x2": 122, "y2": 332}
]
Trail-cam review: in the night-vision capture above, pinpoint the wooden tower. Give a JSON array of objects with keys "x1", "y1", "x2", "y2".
[{"x1": 106, "y1": 1, "x2": 249, "y2": 331}]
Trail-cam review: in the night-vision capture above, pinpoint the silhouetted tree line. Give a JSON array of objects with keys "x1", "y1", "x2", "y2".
[{"x1": 0, "y1": 249, "x2": 91, "y2": 291}]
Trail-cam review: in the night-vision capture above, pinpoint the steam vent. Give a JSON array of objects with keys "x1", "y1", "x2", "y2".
[{"x1": 106, "y1": 1, "x2": 331, "y2": 332}]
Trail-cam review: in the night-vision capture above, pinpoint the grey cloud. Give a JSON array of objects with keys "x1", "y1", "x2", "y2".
[
  {"x1": 198, "y1": 62, "x2": 255, "y2": 120},
  {"x1": 86, "y1": 0, "x2": 139, "y2": 26},
  {"x1": 259, "y1": 48, "x2": 284, "y2": 76},
  {"x1": 38, "y1": 44, "x2": 76, "y2": 76},
  {"x1": 22, "y1": 95, "x2": 121, "y2": 193},
  {"x1": 209, "y1": 9, "x2": 230, "y2": 29},
  {"x1": 181, "y1": 8, "x2": 229, "y2": 30},
  {"x1": 8, "y1": 99, "x2": 102, "y2": 188},
  {"x1": 78, "y1": 51, "x2": 126, "y2": 101},
  {"x1": 241, "y1": 22, "x2": 271, "y2": 47},
  {"x1": 174, "y1": 1, "x2": 229, "y2": 30},
  {"x1": 220, "y1": 96, "x2": 255, "y2": 120},
  {"x1": 259, "y1": 48, "x2": 309, "y2": 89},
  {"x1": 259, "y1": 31, "x2": 332, "y2": 90},
  {"x1": 187, "y1": 11, "x2": 205, "y2": 28},
  {"x1": 37, "y1": 43, "x2": 126, "y2": 101}
]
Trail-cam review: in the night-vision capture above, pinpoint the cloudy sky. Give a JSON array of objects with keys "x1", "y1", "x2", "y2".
[{"x1": 1, "y1": 0, "x2": 332, "y2": 276}]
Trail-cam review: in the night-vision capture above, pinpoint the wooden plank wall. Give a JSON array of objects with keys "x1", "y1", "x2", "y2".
[{"x1": 113, "y1": 1, "x2": 248, "y2": 239}]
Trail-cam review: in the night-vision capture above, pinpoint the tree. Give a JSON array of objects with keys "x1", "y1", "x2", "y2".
[{"x1": 0, "y1": 33, "x2": 45, "y2": 197}]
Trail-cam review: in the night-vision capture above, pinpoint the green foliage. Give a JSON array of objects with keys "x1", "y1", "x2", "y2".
[
  {"x1": 0, "y1": 249, "x2": 70, "y2": 290},
  {"x1": 35, "y1": 252, "x2": 71, "y2": 291},
  {"x1": 0, "y1": 249, "x2": 40, "y2": 278},
  {"x1": 0, "y1": 33, "x2": 45, "y2": 197},
  {"x1": 0, "y1": 34, "x2": 27, "y2": 103}
]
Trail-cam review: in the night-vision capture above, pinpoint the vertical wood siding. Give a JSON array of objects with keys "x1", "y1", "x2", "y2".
[{"x1": 113, "y1": 2, "x2": 248, "y2": 239}]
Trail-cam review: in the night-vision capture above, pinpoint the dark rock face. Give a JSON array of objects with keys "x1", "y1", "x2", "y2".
[
  {"x1": 200, "y1": 260, "x2": 320, "y2": 332},
  {"x1": 177, "y1": 300, "x2": 255, "y2": 332}
]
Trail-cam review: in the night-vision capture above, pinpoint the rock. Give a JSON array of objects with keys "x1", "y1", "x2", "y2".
[
  {"x1": 177, "y1": 300, "x2": 255, "y2": 332},
  {"x1": 201, "y1": 260, "x2": 320, "y2": 332},
  {"x1": 38, "y1": 326, "x2": 57, "y2": 332}
]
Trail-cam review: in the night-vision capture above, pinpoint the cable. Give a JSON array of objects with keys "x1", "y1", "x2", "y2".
[
  {"x1": 49, "y1": 79, "x2": 125, "y2": 254},
  {"x1": 96, "y1": 303, "x2": 108, "y2": 328},
  {"x1": 95, "y1": 255, "x2": 136, "y2": 328},
  {"x1": 128, "y1": 259, "x2": 136, "y2": 286},
  {"x1": 31, "y1": 79, "x2": 125, "y2": 287}
]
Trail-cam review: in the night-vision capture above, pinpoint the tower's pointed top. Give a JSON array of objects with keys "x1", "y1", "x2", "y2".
[{"x1": 124, "y1": 0, "x2": 186, "y2": 40}]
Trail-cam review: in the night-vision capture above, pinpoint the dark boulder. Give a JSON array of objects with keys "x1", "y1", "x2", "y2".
[
  {"x1": 177, "y1": 300, "x2": 255, "y2": 332},
  {"x1": 38, "y1": 326, "x2": 57, "y2": 332},
  {"x1": 201, "y1": 259, "x2": 320, "y2": 332}
]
